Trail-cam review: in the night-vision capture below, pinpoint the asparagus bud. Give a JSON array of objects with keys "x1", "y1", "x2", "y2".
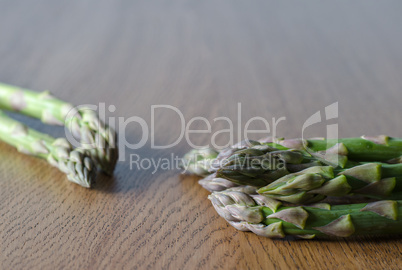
[
  {"x1": 66, "y1": 107, "x2": 118, "y2": 175},
  {"x1": 211, "y1": 142, "x2": 320, "y2": 187},
  {"x1": 198, "y1": 173, "x2": 239, "y2": 192},
  {"x1": 181, "y1": 148, "x2": 219, "y2": 176},
  {"x1": 0, "y1": 110, "x2": 96, "y2": 188},
  {"x1": 0, "y1": 82, "x2": 118, "y2": 175}
]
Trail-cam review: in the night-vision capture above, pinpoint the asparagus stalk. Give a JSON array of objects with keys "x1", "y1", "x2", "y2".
[
  {"x1": 183, "y1": 136, "x2": 402, "y2": 193},
  {"x1": 0, "y1": 110, "x2": 96, "y2": 188},
  {"x1": 183, "y1": 136, "x2": 402, "y2": 177},
  {"x1": 207, "y1": 136, "x2": 402, "y2": 187},
  {"x1": 257, "y1": 163, "x2": 402, "y2": 204},
  {"x1": 278, "y1": 136, "x2": 402, "y2": 162},
  {"x1": 209, "y1": 188, "x2": 402, "y2": 238},
  {"x1": 0, "y1": 82, "x2": 118, "y2": 175}
]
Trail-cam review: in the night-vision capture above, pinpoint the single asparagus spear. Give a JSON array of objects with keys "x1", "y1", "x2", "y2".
[
  {"x1": 209, "y1": 188, "x2": 402, "y2": 239},
  {"x1": 258, "y1": 163, "x2": 402, "y2": 204},
  {"x1": 0, "y1": 110, "x2": 97, "y2": 188},
  {"x1": 0, "y1": 82, "x2": 118, "y2": 175}
]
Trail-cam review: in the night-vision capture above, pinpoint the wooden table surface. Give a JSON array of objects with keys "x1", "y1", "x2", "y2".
[{"x1": 1, "y1": 1, "x2": 402, "y2": 269}]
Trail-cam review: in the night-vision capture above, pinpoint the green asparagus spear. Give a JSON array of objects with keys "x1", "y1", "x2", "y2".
[
  {"x1": 0, "y1": 82, "x2": 118, "y2": 175},
  {"x1": 278, "y1": 136, "x2": 402, "y2": 162},
  {"x1": 209, "y1": 188, "x2": 402, "y2": 239},
  {"x1": 257, "y1": 163, "x2": 402, "y2": 204},
  {"x1": 0, "y1": 110, "x2": 96, "y2": 188}
]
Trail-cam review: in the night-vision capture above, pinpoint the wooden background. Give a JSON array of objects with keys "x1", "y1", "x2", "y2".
[{"x1": 1, "y1": 1, "x2": 402, "y2": 269}]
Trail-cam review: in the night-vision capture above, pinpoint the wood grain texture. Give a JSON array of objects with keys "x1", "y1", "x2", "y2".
[{"x1": 1, "y1": 1, "x2": 402, "y2": 269}]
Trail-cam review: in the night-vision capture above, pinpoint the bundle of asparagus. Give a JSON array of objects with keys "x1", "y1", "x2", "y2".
[
  {"x1": 209, "y1": 188, "x2": 402, "y2": 238},
  {"x1": 0, "y1": 82, "x2": 118, "y2": 188},
  {"x1": 182, "y1": 135, "x2": 402, "y2": 239}
]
